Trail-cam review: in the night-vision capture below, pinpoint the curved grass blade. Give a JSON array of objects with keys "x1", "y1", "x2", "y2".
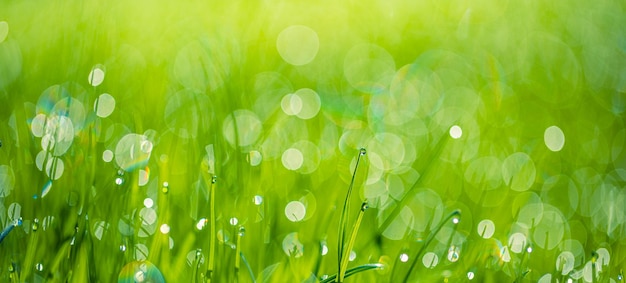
[
  {"x1": 402, "y1": 209, "x2": 461, "y2": 283},
  {"x1": 379, "y1": 135, "x2": 449, "y2": 232},
  {"x1": 240, "y1": 251, "x2": 256, "y2": 283},
  {"x1": 338, "y1": 201, "x2": 368, "y2": 282},
  {"x1": 321, "y1": 263, "x2": 384, "y2": 283},
  {"x1": 0, "y1": 217, "x2": 22, "y2": 244},
  {"x1": 207, "y1": 175, "x2": 217, "y2": 282},
  {"x1": 336, "y1": 148, "x2": 366, "y2": 282}
]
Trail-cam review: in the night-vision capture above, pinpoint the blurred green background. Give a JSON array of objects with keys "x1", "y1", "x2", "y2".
[{"x1": 1, "y1": 0, "x2": 625, "y2": 282}]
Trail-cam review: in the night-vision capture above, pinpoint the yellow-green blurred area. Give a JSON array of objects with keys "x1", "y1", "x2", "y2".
[{"x1": 1, "y1": 0, "x2": 626, "y2": 282}]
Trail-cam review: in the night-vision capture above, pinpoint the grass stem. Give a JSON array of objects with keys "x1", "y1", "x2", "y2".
[
  {"x1": 338, "y1": 201, "x2": 368, "y2": 282},
  {"x1": 207, "y1": 175, "x2": 217, "y2": 282},
  {"x1": 336, "y1": 148, "x2": 366, "y2": 282},
  {"x1": 402, "y1": 209, "x2": 461, "y2": 283}
]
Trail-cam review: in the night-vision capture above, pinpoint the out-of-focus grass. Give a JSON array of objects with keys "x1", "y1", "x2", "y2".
[{"x1": 0, "y1": 0, "x2": 625, "y2": 282}]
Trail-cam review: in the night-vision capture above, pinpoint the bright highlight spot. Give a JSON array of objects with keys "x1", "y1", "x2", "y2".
[
  {"x1": 282, "y1": 232, "x2": 303, "y2": 258},
  {"x1": 450, "y1": 125, "x2": 463, "y2": 139},
  {"x1": 229, "y1": 217, "x2": 238, "y2": 226},
  {"x1": 160, "y1": 224, "x2": 170, "y2": 234},
  {"x1": 294, "y1": 88, "x2": 321, "y2": 119},
  {"x1": 276, "y1": 25, "x2": 319, "y2": 66},
  {"x1": 282, "y1": 148, "x2": 304, "y2": 171},
  {"x1": 538, "y1": 274, "x2": 552, "y2": 283},
  {"x1": 143, "y1": 198, "x2": 154, "y2": 208},
  {"x1": 447, "y1": 246, "x2": 460, "y2": 262},
  {"x1": 196, "y1": 218, "x2": 207, "y2": 230},
  {"x1": 467, "y1": 272, "x2": 474, "y2": 280},
  {"x1": 94, "y1": 93, "x2": 116, "y2": 118},
  {"x1": 281, "y1": 93, "x2": 302, "y2": 116},
  {"x1": 509, "y1": 233, "x2": 527, "y2": 253},
  {"x1": 138, "y1": 169, "x2": 150, "y2": 186},
  {"x1": 103, "y1": 150, "x2": 113, "y2": 162},
  {"x1": 556, "y1": 251, "x2": 575, "y2": 275},
  {"x1": 400, "y1": 253, "x2": 409, "y2": 262},
  {"x1": 247, "y1": 150, "x2": 262, "y2": 166},
  {"x1": 253, "y1": 195, "x2": 263, "y2": 205},
  {"x1": 139, "y1": 207, "x2": 157, "y2": 225},
  {"x1": 115, "y1": 134, "x2": 153, "y2": 171},
  {"x1": 281, "y1": 89, "x2": 321, "y2": 119},
  {"x1": 422, "y1": 252, "x2": 439, "y2": 268},
  {"x1": 502, "y1": 152, "x2": 536, "y2": 192},
  {"x1": 88, "y1": 65, "x2": 105, "y2": 87},
  {"x1": 477, "y1": 219, "x2": 495, "y2": 239},
  {"x1": 45, "y1": 157, "x2": 64, "y2": 180},
  {"x1": 284, "y1": 201, "x2": 306, "y2": 222},
  {"x1": 30, "y1": 114, "x2": 46, "y2": 137},
  {"x1": 544, "y1": 126, "x2": 565, "y2": 151},
  {"x1": 349, "y1": 251, "x2": 356, "y2": 262}
]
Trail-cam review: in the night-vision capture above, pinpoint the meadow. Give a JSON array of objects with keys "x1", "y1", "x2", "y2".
[{"x1": 0, "y1": 0, "x2": 625, "y2": 282}]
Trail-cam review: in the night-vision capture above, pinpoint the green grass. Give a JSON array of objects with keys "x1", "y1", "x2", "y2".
[{"x1": 1, "y1": 0, "x2": 626, "y2": 282}]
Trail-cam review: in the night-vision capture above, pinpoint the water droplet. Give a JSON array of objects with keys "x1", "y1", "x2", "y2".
[
  {"x1": 32, "y1": 218, "x2": 39, "y2": 232},
  {"x1": 452, "y1": 217, "x2": 460, "y2": 224},
  {"x1": 162, "y1": 182, "x2": 169, "y2": 194},
  {"x1": 230, "y1": 217, "x2": 238, "y2": 226},
  {"x1": 349, "y1": 250, "x2": 357, "y2": 261},
  {"x1": 35, "y1": 263, "x2": 43, "y2": 272},
  {"x1": 321, "y1": 243, "x2": 328, "y2": 256},
  {"x1": 449, "y1": 125, "x2": 463, "y2": 139},
  {"x1": 211, "y1": 176, "x2": 217, "y2": 184},
  {"x1": 238, "y1": 226, "x2": 245, "y2": 237},
  {"x1": 400, "y1": 253, "x2": 409, "y2": 262},
  {"x1": 447, "y1": 246, "x2": 460, "y2": 262},
  {"x1": 115, "y1": 177, "x2": 124, "y2": 185},
  {"x1": 361, "y1": 201, "x2": 369, "y2": 211},
  {"x1": 120, "y1": 244, "x2": 127, "y2": 252},
  {"x1": 196, "y1": 219, "x2": 207, "y2": 230},
  {"x1": 253, "y1": 195, "x2": 263, "y2": 205},
  {"x1": 359, "y1": 148, "x2": 367, "y2": 156}
]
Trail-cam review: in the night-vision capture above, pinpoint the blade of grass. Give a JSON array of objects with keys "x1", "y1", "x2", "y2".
[
  {"x1": 338, "y1": 201, "x2": 368, "y2": 282},
  {"x1": 379, "y1": 135, "x2": 449, "y2": 233},
  {"x1": 207, "y1": 175, "x2": 217, "y2": 282},
  {"x1": 193, "y1": 249, "x2": 202, "y2": 283},
  {"x1": 239, "y1": 251, "x2": 256, "y2": 283},
  {"x1": 0, "y1": 217, "x2": 21, "y2": 244},
  {"x1": 234, "y1": 226, "x2": 243, "y2": 283},
  {"x1": 321, "y1": 263, "x2": 384, "y2": 283},
  {"x1": 402, "y1": 209, "x2": 461, "y2": 283},
  {"x1": 337, "y1": 148, "x2": 366, "y2": 282}
]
